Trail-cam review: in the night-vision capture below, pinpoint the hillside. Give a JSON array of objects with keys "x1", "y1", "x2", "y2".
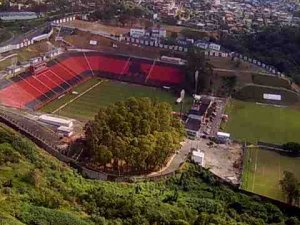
[
  {"x1": 0, "y1": 124, "x2": 299, "y2": 225},
  {"x1": 220, "y1": 26, "x2": 300, "y2": 84}
]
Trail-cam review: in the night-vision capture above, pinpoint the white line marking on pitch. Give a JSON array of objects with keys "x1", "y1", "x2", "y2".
[
  {"x1": 52, "y1": 80, "x2": 104, "y2": 114},
  {"x1": 252, "y1": 148, "x2": 258, "y2": 192}
]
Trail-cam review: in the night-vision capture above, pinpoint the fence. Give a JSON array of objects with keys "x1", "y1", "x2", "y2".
[
  {"x1": 124, "y1": 37, "x2": 188, "y2": 53},
  {"x1": 51, "y1": 16, "x2": 76, "y2": 26},
  {"x1": 125, "y1": 36, "x2": 285, "y2": 77}
]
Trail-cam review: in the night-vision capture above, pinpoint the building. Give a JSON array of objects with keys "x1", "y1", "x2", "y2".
[
  {"x1": 185, "y1": 96, "x2": 212, "y2": 138},
  {"x1": 130, "y1": 28, "x2": 146, "y2": 38},
  {"x1": 209, "y1": 43, "x2": 221, "y2": 51},
  {"x1": 191, "y1": 150, "x2": 205, "y2": 166},
  {"x1": 0, "y1": 12, "x2": 38, "y2": 21},
  {"x1": 216, "y1": 132, "x2": 230, "y2": 143},
  {"x1": 58, "y1": 126, "x2": 74, "y2": 137},
  {"x1": 151, "y1": 28, "x2": 167, "y2": 38},
  {"x1": 38, "y1": 115, "x2": 73, "y2": 128}
]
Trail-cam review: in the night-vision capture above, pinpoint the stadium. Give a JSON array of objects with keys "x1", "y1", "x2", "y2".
[{"x1": 0, "y1": 51, "x2": 186, "y2": 111}]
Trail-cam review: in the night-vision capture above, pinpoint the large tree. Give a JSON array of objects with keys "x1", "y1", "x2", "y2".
[
  {"x1": 279, "y1": 171, "x2": 300, "y2": 205},
  {"x1": 84, "y1": 97, "x2": 185, "y2": 174},
  {"x1": 186, "y1": 47, "x2": 214, "y2": 94}
]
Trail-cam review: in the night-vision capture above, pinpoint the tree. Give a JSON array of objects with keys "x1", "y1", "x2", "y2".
[
  {"x1": 186, "y1": 47, "x2": 214, "y2": 93},
  {"x1": 279, "y1": 171, "x2": 300, "y2": 205},
  {"x1": 282, "y1": 142, "x2": 300, "y2": 156},
  {"x1": 170, "y1": 32, "x2": 178, "y2": 39},
  {"x1": 84, "y1": 97, "x2": 185, "y2": 174}
]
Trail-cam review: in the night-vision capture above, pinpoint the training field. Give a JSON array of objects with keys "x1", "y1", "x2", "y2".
[
  {"x1": 41, "y1": 78, "x2": 193, "y2": 121},
  {"x1": 242, "y1": 148, "x2": 300, "y2": 201},
  {"x1": 223, "y1": 99, "x2": 300, "y2": 144}
]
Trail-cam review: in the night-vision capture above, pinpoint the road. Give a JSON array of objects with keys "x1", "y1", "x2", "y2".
[{"x1": 145, "y1": 139, "x2": 193, "y2": 178}]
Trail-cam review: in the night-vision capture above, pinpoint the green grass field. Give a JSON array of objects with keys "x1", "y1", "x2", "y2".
[
  {"x1": 41, "y1": 78, "x2": 193, "y2": 121},
  {"x1": 223, "y1": 99, "x2": 300, "y2": 144},
  {"x1": 242, "y1": 148, "x2": 300, "y2": 202}
]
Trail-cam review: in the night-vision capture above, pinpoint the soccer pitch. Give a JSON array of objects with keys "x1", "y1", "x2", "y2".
[
  {"x1": 223, "y1": 99, "x2": 300, "y2": 144},
  {"x1": 242, "y1": 148, "x2": 300, "y2": 202},
  {"x1": 41, "y1": 78, "x2": 193, "y2": 121}
]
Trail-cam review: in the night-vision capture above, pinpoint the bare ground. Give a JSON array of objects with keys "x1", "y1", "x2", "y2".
[{"x1": 193, "y1": 139, "x2": 243, "y2": 184}]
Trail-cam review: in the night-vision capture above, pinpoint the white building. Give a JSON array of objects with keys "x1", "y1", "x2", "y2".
[
  {"x1": 191, "y1": 150, "x2": 205, "y2": 166},
  {"x1": 130, "y1": 28, "x2": 146, "y2": 38},
  {"x1": 151, "y1": 28, "x2": 167, "y2": 38},
  {"x1": 58, "y1": 126, "x2": 74, "y2": 137},
  {"x1": 216, "y1": 132, "x2": 230, "y2": 143},
  {"x1": 209, "y1": 43, "x2": 221, "y2": 51},
  {"x1": 38, "y1": 115, "x2": 73, "y2": 128},
  {"x1": 0, "y1": 12, "x2": 38, "y2": 21}
]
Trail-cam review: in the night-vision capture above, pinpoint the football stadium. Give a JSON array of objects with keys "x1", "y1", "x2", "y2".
[{"x1": 0, "y1": 51, "x2": 187, "y2": 119}]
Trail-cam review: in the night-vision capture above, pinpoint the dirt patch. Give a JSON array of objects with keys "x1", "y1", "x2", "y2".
[
  {"x1": 63, "y1": 31, "x2": 161, "y2": 59},
  {"x1": 194, "y1": 139, "x2": 243, "y2": 184},
  {"x1": 62, "y1": 20, "x2": 130, "y2": 36}
]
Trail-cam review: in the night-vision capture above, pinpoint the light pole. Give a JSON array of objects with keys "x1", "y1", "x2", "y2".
[{"x1": 195, "y1": 70, "x2": 199, "y2": 94}]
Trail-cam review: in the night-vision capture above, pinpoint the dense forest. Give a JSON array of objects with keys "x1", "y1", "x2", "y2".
[
  {"x1": 220, "y1": 26, "x2": 300, "y2": 84},
  {"x1": 0, "y1": 124, "x2": 299, "y2": 225},
  {"x1": 84, "y1": 97, "x2": 185, "y2": 174}
]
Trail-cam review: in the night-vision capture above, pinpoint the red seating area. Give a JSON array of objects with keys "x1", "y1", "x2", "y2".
[
  {"x1": 146, "y1": 64, "x2": 184, "y2": 84},
  {"x1": 0, "y1": 53, "x2": 185, "y2": 110},
  {"x1": 86, "y1": 55, "x2": 128, "y2": 75},
  {"x1": 59, "y1": 56, "x2": 90, "y2": 75}
]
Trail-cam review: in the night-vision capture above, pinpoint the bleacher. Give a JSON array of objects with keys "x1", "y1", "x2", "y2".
[{"x1": 0, "y1": 52, "x2": 185, "y2": 110}]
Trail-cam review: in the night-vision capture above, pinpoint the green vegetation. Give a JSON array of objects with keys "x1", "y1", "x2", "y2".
[
  {"x1": 282, "y1": 142, "x2": 300, "y2": 156},
  {"x1": 180, "y1": 28, "x2": 207, "y2": 40},
  {"x1": 223, "y1": 99, "x2": 300, "y2": 144},
  {"x1": 220, "y1": 26, "x2": 300, "y2": 84},
  {"x1": 252, "y1": 74, "x2": 292, "y2": 90},
  {"x1": 234, "y1": 84, "x2": 299, "y2": 105},
  {"x1": 235, "y1": 83, "x2": 299, "y2": 104},
  {"x1": 242, "y1": 148, "x2": 300, "y2": 203},
  {"x1": 41, "y1": 79, "x2": 193, "y2": 121},
  {"x1": 88, "y1": 0, "x2": 147, "y2": 23},
  {"x1": 186, "y1": 48, "x2": 213, "y2": 93},
  {"x1": 280, "y1": 171, "x2": 300, "y2": 205},
  {"x1": 0, "y1": 28, "x2": 12, "y2": 43},
  {"x1": 0, "y1": 124, "x2": 299, "y2": 224},
  {"x1": 84, "y1": 97, "x2": 185, "y2": 174}
]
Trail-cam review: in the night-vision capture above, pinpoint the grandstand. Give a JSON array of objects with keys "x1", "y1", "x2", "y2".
[{"x1": 0, "y1": 51, "x2": 185, "y2": 110}]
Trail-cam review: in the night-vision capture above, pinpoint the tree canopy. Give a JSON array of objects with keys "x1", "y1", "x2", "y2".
[
  {"x1": 186, "y1": 47, "x2": 213, "y2": 94},
  {"x1": 84, "y1": 97, "x2": 185, "y2": 174},
  {"x1": 282, "y1": 142, "x2": 300, "y2": 156},
  {"x1": 220, "y1": 26, "x2": 300, "y2": 84},
  {"x1": 0, "y1": 125, "x2": 299, "y2": 225},
  {"x1": 280, "y1": 171, "x2": 300, "y2": 205}
]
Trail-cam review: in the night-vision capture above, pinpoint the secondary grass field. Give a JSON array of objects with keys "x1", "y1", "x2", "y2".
[
  {"x1": 223, "y1": 99, "x2": 300, "y2": 144},
  {"x1": 41, "y1": 78, "x2": 193, "y2": 121},
  {"x1": 242, "y1": 148, "x2": 300, "y2": 201}
]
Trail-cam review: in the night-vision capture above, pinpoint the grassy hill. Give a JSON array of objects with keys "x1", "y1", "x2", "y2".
[
  {"x1": 0, "y1": 124, "x2": 299, "y2": 225},
  {"x1": 234, "y1": 84, "x2": 300, "y2": 105}
]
